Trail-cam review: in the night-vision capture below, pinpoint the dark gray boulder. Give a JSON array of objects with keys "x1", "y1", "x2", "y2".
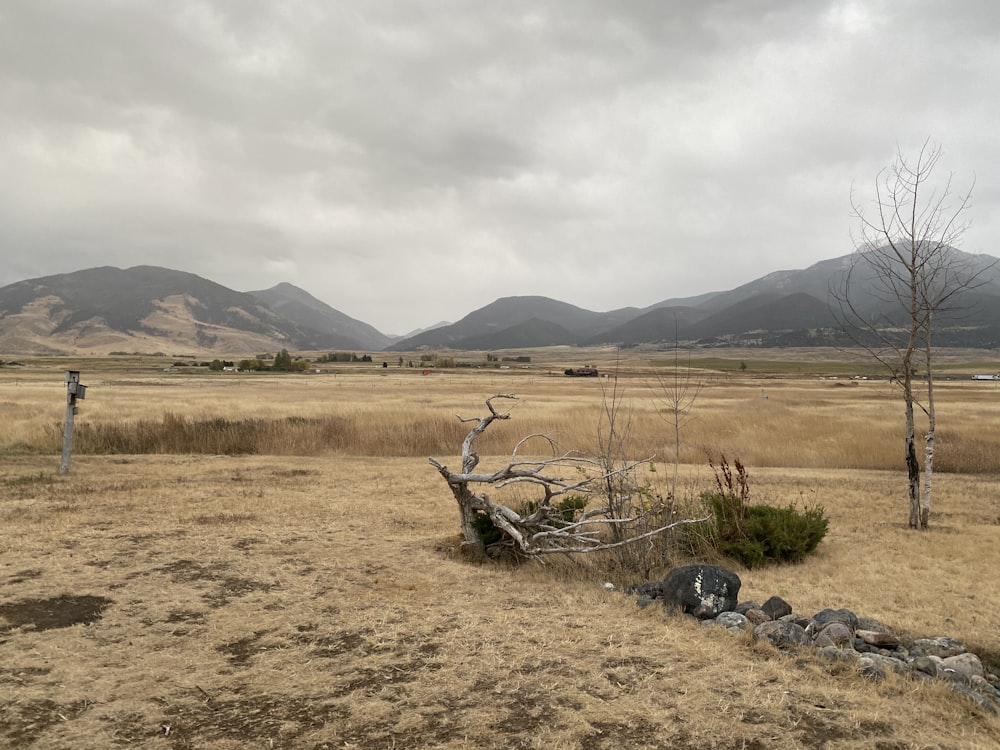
[
  {"x1": 811, "y1": 607, "x2": 859, "y2": 630},
  {"x1": 754, "y1": 620, "x2": 810, "y2": 649},
  {"x1": 762, "y1": 595, "x2": 793, "y2": 620},
  {"x1": 661, "y1": 564, "x2": 741, "y2": 620}
]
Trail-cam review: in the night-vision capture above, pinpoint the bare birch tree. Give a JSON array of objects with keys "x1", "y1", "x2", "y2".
[
  {"x1": 429, "y1": 395, "x2": 706, "y2": 560},
  {"x1": 835, "y1": 139, "x2": 991, "y2": 528},
  {"x1": 650, "y1": 320, "x2": 705, "y2": 500}
]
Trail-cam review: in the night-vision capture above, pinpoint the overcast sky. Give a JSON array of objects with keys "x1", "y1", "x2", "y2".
[{"x1": 2, "y1": 1, "x2": 999, "y2": 335}]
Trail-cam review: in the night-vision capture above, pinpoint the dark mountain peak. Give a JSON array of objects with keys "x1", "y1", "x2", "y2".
[{"x1": 248, "y1": 283, "x2": 390, "y2": 350}]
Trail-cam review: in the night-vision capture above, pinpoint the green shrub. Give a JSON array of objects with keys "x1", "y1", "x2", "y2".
[
  {"x1": 471, "y1": 511, "x2": 505, "y2": 547},
  {"x1": 712, "y1": 499, "x2": 829, "y2": 568},
  {"x1": 676, "y1": 456, "x2": 829, "y2": 568}
]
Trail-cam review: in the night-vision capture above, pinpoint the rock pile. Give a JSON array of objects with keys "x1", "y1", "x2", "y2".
[{"x1": 627, "y1": 565, "x2": 1000, "y2": 714}]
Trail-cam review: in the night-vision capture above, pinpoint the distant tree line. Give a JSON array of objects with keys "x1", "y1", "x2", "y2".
[{"x1": 315, "y1": 352, "x2": 374, "y2": 363}]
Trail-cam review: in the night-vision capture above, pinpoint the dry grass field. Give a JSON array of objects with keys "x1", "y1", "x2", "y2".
[{"x1": 2, "y1": 350, "x2": 1000, "y2": 749}]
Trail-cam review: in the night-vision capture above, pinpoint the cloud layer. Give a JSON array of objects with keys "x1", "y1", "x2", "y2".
[{"x1": 2, "y1": 1, "x2": 998, "y2": 334}]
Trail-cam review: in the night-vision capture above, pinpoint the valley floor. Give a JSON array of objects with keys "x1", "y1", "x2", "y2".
[{"x1": 2, "y1": 455, "x2": 999, "y2": 749}]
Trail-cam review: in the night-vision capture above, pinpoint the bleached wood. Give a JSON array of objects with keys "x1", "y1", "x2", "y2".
[{"x1": 430, "y1": 395, "x2": 707, "y2": 558}]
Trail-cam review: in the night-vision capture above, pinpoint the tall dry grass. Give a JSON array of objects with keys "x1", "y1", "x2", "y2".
[{"x1": 4, "y1": 366, "x2": 999, "y2": 474}]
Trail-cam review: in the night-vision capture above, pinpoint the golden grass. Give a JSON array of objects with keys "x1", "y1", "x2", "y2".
[
  {"x1": 1, "y1": 454, "x2": 999, "y2": 749},
  {"x1": 2, "y1": 355, "x2": 1000, "y2": 748},
  {"x1": 5, "y1": 364, "x2": 1000, "y2": 475}
]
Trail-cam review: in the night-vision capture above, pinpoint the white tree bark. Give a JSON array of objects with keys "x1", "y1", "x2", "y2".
[{"x1": 430, "y1": 395, "x2": 707, "y2": 558}]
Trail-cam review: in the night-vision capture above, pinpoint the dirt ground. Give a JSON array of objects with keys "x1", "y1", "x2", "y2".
[{"x1": 2, "y1": 453, "x2": 1000, "y2": 749}]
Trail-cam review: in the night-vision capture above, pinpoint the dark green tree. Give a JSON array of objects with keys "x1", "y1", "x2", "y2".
[{"x1": 273, "y1": 349, "x2": 293, "y2": 371}]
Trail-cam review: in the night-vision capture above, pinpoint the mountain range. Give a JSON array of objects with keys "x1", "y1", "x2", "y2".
[{"x1": 1, "y1": 251, "x2": 998, "y2": 355}]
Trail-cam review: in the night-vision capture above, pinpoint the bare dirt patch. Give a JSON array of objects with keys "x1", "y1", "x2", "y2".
[{"x1": 0, "y1": 594, "x2": 113, "y2": 633}]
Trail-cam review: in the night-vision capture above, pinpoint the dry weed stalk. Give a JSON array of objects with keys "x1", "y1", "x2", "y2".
[{"x1": 429, "y1": 394, "x2": 707, "y2": 559}]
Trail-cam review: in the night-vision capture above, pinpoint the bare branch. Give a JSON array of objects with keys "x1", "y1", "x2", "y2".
[
  {"x1": 430, "y1": 394, "x2": 701, "y2": 559},
  {"x1": 834, "y1": 140, "x2": 994, "y2": 529}
]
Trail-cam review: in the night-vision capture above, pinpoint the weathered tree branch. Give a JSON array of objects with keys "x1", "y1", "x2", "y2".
[{"x1": 430, "y1": 394, "x2": 708, "y2": 559}]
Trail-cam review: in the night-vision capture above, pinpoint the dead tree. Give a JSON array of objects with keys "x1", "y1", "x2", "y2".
[
  {"x1": 429, "y1": 394, "x2": 706, "y2": 560},
  {"x1": 835, "y1": 140, "x2": 993, "y2": 528}
]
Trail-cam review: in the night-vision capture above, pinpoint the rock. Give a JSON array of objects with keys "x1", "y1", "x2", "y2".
[
  {"x1": 971, "y1": 675, "x2": 1000, "y2": 702},
  {"x1": 660, "y1": 564, "x2": 741, "y2": 620},
  {"x1": 912, "y1": 636, "x2": 967, "y2": 658},
  {"x1": 628, "y1": 581, "x2": 665, "y2": 599},
  {"x1": 855, "y1": 629, "x2": 900, "y2": 649},
  {"x1": 811, "y1": 608, "x2": 859, "y2": 630},
  {"x1": 713, "y1": 611, "x2": 753, "y2": 634},
  {"x1": 950, "y1": 683, "x2": 999, "y2": 715},
  {"x1": 939, "y1": 667, "x2": 972, "y2": 685},
  {"x1": 761, "y1": 596, "x2": 793, "y2": 620},
  {"x1": 627, "y1": 580, "x2": 1000, "y2": 713},
  {"x1": 911, "y1": 656, "x2": 938, "y2": 677},
  {"x1": 855, "y1": 616, "x2": 892, "y2": 633},
  {"x1": 814, "y1": 622, "x2": 854, "y2": 649},
  {"x1": 857, "y1": 656, "x2": 887, "y2": 682},
  {"x1": 868, "y1": 653, "x2": 909, "y2": 674},
  {"x1": 754, "y1": 620, "x2": 810, "y2": 649},
  {"x1": 858, "y1": 653, "x2": 907, "y2": 679},
  {"x1": 853, "y1": 638, "x2": 880, "y2": 654},
  {"x1": 942, "y1": 652, "x2": 984, "y2": 679},
  {"x1": 781, "y1": 614, "x2": 813, "y2": 630},
  {"x1": 818, "y1": 645, "x2": 858, "y2": 663}
]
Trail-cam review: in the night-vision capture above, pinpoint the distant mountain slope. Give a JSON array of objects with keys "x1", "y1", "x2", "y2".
[
  {"x1": 580, "y1": 306, "x2": 706, "y2": 346},
  {"x1": 687, "y1": 292, "x2": 839, "y2": 340},
  {"x1": 389, "y1": 248, "x2": 999, "y2": 350},
  {"x1": 387, "y1": 295, "x2": 637, "y2": 350},
  {"x1": 0, "y1": 266, "x2": 275, "y2": 334},
  {"x1": 248, "y1": 282, "x2": 391, "y2": 350},
  {"x1": 0, "y1": 267, "x2": 387, "y2": 354},
  {"x1": 2, "y1": 248, "x2": 997, "y2": 354},
  {"x1": 448, "y1": 317, "x2": 578, "y2": 350}
]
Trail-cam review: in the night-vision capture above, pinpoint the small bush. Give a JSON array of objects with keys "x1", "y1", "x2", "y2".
[
  {"x1": 676, "y1": 455, "x2": 829, "y2": 568},
  {"x1": 471, "y1": 511, "x2": 505, "y2": 548},
  {"x1": 717, "y1": 502, "x2": 829, "y2": 568}
]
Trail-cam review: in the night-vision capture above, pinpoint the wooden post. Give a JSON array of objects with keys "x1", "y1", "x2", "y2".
[{"x1": 60, "y1": 370, "x2": 86, "y2": 474}]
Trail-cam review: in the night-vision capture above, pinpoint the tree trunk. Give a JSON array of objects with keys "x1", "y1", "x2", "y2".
[
  {"x1": 921, "y1": 430, "x2": 933, "y2": 528},
  {"x1": 920, "y1": 315, "x2": 935, "y2": 529},
  {"x1": 452, "y1": 482, "x2": 487, "y2": 558},
  {"x1": 904, "y1": 399, "x2": 921, "y2": 529}
]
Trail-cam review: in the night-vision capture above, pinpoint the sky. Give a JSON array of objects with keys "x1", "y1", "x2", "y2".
[{"x1": 2, "y1": 1, "x2": 999, "y2": 335}]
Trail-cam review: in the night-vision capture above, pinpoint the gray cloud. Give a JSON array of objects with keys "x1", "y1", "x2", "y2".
[{"x1": 2, "y1": 0, "x2": 998, "y2": 334}]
